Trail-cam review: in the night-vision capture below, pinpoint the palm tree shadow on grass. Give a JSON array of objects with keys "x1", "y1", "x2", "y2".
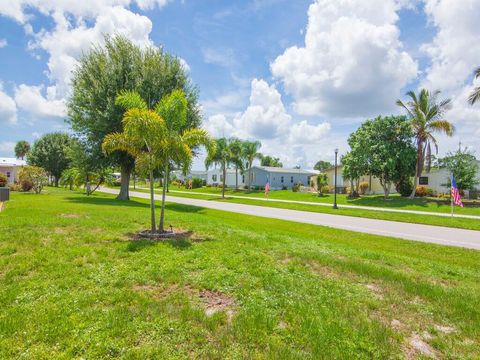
[
  {"x1": 65, "y1": 196, "x2": 207, "y2": 213},
  {"x1": 126, "y1": 233, "x2": 194, "y2": 252}
]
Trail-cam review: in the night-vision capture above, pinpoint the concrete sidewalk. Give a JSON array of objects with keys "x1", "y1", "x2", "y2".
[{"x1": 99, "y1": 187, "x2": 480, "y2": 250}]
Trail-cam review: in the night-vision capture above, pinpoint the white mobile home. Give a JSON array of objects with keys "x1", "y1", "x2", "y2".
[
  {"x1": 0, "y1": 158, "x2": 26, "y2": 185},
  {"x1": 250, "y1": 166, "x2": 316, "y2": 190}
]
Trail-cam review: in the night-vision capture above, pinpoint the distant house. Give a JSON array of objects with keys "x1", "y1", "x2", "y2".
[
  {"x1": 171, "y1": 170, "x2": 208, "y2": 182},
  {"x1": 206, "y1": 168, "x2": 245, "y2": 187},
  {"x1": 0, "y1": 158, "x2": 26, "y2": 185},
  {"x1": 417, "y1": 162, "x2": 480, "y2": 195}
]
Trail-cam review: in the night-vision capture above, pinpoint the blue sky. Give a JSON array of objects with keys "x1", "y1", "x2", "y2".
[{"x1": 1, "y1": 0, "x2": 479, "y2": 169}]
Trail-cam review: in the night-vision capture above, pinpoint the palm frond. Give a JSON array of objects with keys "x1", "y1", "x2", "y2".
[
  {"x1": 428, "y1": 120, "x2": 454, "y2": 136},
  {"x1": 116, "y1": 90, "x2": 148, "y2": 110}
]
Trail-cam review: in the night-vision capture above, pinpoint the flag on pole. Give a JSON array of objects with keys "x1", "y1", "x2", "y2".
[
  {"x1": 265, "y1": 181, "x2": 270, "y2": 197},
  {"x1": 451, "y1": 176, "x2": 464, "y2": 208}
]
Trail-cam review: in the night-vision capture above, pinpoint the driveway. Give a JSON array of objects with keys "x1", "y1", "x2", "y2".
[{"x1": 99, "y1": 187, "x2": 480, "y2": 250}]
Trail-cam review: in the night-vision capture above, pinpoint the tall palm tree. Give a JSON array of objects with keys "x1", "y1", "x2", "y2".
[
  {"x1": 14, "y1": 140, "x2": 30, "y2": 160},
  {"x1": 468, "y1": 67, "x2": 480, "y2": 105},
  {"x1": 228, "y1": 138, "x2": 244, "y2": 191},
  {"x1": 155, "y1": 90, "x2": 215, "y2": 232},
  {"x1": 205, "y1": 138, "x2": 230, "y2": 198},
  {"x1": 242, "y1": 140, "x2": 262, "y2": 191},
  {"x1": 396, "y1": 89, "x2": 454, "y2": 198},
  {"x1": 103, "y1": 92, "x2": 166, "y2": 233}
]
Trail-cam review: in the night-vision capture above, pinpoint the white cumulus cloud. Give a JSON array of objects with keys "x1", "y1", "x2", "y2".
[
  {"x1": 14, "y1": 84, "x2": 66, "y2": 118},
  {"x1": 271, "y1": 0, "x2": 418, "y2": 117},
  {"x1": 0, "y1": 84, "x2": 17, "y2": 124}
]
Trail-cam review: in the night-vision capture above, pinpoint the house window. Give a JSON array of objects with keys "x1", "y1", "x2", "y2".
[
  {"x1": 6, "y1": 172, "x2": 10, "y2": 178},
  {"x1": 281, "y1": 176, "x2": 284, "y2": 183},
  {"x1": 419, "y1": 176, "x2": 428, "y2": 185},
  {"x1": 242, "y1": 175, "x2": 245, "y2": 183},
  {"x1": 291, "y1": 176, "x2": 294, "y2": 183},
  {"x1": 212, "y1": 175, "x2": 217, "y2": 182}
]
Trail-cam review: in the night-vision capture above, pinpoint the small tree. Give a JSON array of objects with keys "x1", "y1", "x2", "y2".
[
  {"x1": 228, "y1": 138, "x2": 244, "y2": 190},
  {"x1": 242, "y1": 140, "x2": 262, "y2": 190},
  {"x1": 314, "y1": 160, "x2": 333, "y2": 172},
  {"x1": 14, "y1": 140, "x2": 30, "y2": 160},
  {"x1": 18, "y1": 166, "x2": 48, "y2": 194},
  {"x1": 28, "y1": 132, "x2": 72, "y2": 186},
  {"x1": 440, "y1": 148, "x2": 479, "y2": 192},
  {"x1": 206, "y1": 138, "x2": 231, "y2": 199},
  {"x1": 316, "y1": 173, "x2": 328, "y2": 196}
]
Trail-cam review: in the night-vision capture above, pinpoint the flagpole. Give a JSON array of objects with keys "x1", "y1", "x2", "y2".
[{"x1": 451, "y1": 172, "x2": 454, "y2": 218}]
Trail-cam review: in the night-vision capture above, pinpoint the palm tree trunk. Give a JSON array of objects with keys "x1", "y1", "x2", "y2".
[
  {"x1": 159, "y1": 163, "x2": 169, "y2": 232},
  {"x1": 117, "y1": 165, "x2": 130, "y2": 200},
  {"x1": 248, "y1": 161, "x2": 252, "y2": 190},
  {"x1": 222, "y1": 164, "x2": 226, "y2": 199},
  {"x1": 409, "y1": 142, "x2": 422, "y2": 199},
  {"x1": 235, "y1": 167, "x2": 238, "y2": 190},
  {"x1": 149, "y1": 170, "x2": 156, "y2": 233}
]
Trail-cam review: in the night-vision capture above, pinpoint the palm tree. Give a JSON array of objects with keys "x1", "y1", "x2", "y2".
[
  {"x1": 205, "y1": 138, "x2": 230, "y2": 198},
  {"x1": 155, "y1": 90, "x2": 215, "y2": 232},
  {"x1": 228, "y1": 138, "x2": 244, "y2": 191},
  {"x1": 468, "y1": 67, "x2": 480, "y2": 105},
  {"x1": 14, "y1": 140, "x2": 30, "y2": 160},
  {"x1": 103, "y1": 92, "x2": 166, "y2": 233},
  {"x1": 396, "y1": 89, "x2": 454, "y2": 198},
  {"x1": 242, "y1": 140, "x2": 262, "y2": 190}
]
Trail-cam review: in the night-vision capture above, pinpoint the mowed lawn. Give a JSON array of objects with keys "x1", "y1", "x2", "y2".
[
  {"x1": 1, "y1": 188, "x2": 479, "y2": 359},
  {"x1": 130, "y1": 185, "x2": 480, "y2": 231}
]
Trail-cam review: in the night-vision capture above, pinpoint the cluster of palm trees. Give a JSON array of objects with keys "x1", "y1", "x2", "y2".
[
  {"x1": 102, "y1": 90, "x2": 215, "y2": 234},
  {"x1": 396, "y1": 66, "x2": 479, "y2": 199},
  {"x1": 205, "y1": 138, "x2": 262, "y2": 198}
]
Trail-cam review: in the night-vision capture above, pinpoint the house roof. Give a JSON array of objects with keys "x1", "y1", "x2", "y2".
[
  {"x1": 253, "y1": 166, "x2": 316, "y2": 175},
  {"x1": 0, "y1": 158, "x2": 26, "y2": 167}
]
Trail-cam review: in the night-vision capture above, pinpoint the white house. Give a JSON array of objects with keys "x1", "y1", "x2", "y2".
[
  {"x1": 418, "y1": 162, "x2": 480, "y2": 195},
  {"x1": 206, "y1": 168, "x2": 246, "y2": 188},
  {"x1": 0, "y1": 158, "x2": 26, "y2": 184}
]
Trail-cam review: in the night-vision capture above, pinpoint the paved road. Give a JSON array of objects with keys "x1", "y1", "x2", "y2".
[{"x1": 99, "y1": 188, "x2": 480, "y2": 250}]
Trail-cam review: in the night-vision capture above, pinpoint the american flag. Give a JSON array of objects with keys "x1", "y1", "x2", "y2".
[
  {"x1": 265, "y1": 181, "x2": 270, "y2": 193},
  {"x1": 451, "y1": 176, "x2": 464, "y2": 208}
]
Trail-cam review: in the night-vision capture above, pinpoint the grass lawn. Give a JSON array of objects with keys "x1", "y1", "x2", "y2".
[
  {"x1": 129, "y1": 185, "x2": 480, "y2": 231},
  {"x1": 1, "y1": 188, "x2": 479, "y2": 358}
]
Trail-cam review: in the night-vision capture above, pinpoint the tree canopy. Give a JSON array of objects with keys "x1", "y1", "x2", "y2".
[
  {"x1": 14, "y1": 140, "x2": 30, "y2": 160},
  {"x1": 314, "y1": 160, "x2": 333, "y2": 172},
  {"x1": 68, "y1": 35, "x2": 201, "y2": 200},
  {"x1": 440, "y1": 148, "x2": 479, "y2": 191},
  {"x1": 261, "y1": 155, "x2": 283, "y2": 168},
  {"x1": 28, "y1": 132, "x2": 72, "y2": 186}
]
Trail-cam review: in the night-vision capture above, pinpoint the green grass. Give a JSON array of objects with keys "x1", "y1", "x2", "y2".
[
  {"x1": 161, "y1": 185, "x2": 480, "y2": 216},
  {"x1": 1, "y1": 188, "x2": 479, "y2": 358},
  {"x1": 129, "y1": 185, "x2": 480, "y2": 231}
]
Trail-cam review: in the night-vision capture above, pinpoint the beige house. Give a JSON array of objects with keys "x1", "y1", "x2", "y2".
[
  {"x1": 0, "y1": 158, "x2": 26, "y2": 185},
  {"x1": 323, "y1": 165, "x2": 394, "y2": 195}
]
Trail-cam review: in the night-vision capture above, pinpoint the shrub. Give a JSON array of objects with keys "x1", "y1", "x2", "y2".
[
  {"x1": 426, "y1": 187, "x2": 435, "y2": 197},
  {"x1": 415, "y1": 185, "x2": 428, "y2": 197},
  {"x1": 396, "y1": 178, "x2": 414, "y2": 197},
  {"x1": 20, "y1": 180, "x2": 33, "y2": 192},
  {"x1": 170, "y1": 180, "x2": 182, "y2": 187},
  {"x1": 191, "y1": 177, "x2": 203, "y2": 189},
  {"x1": 0, "y1": 173, "x2": 7, "y2": 187},
  {"x1": 359, "y1": 181, "x2": 369, "y2": 195},
  {"x1": 292, "y1": 182, "x2": 302, "y2": 192},
  {"x1": 9, "y1": 182, "x2": 22, "y2": 191},
  {"x1": 282, "y1": 185, "x2": 287, "y2": 190},
  {"x1": 18, "y1": 166, "x2": 48, "y2": 194}
]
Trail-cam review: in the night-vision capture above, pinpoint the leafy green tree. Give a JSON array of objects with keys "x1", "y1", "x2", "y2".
[
  {"x1": 468, "y1": 67, "x2": 480, "y2": 105},
  {"x1": 228, "y1": 138, "x2": 244, "y2": 190},
  {"x1": 206, "y1": 138, "x2": 231, "y2": 199},
  {"x1": 14, "y1": 140, "x2": 30, "y2": 160},
  {"x1": 440, "y1": 147, "x2": 479, "y2": 191},
  {"x1": 314, "y1": 160, "x2": 333, "y2": 172},
  {"x1": 28, "y1": 132, "x2": 72, "y2": 186},
  {"x1": 341, "y1": 152, "x2": 364, "y2": 196},
  {"x1": 397, "y1": 89, "x2": 454, "y2": 198},
  {"x1": 242, "y1": 140, "x2": 262, "y2": 190},
  {"x1": 18, "y1": 166, "x2": 48, "y2": 194},
  {"x1": 68, "y1": 35, "x2": 201, "y2": 200},
  {"x1": 261, "y1": 155, "x2": 283, "y2": 168},
  {"x1": 315, "y1": 173, "x2": 328, "y2": 196}
]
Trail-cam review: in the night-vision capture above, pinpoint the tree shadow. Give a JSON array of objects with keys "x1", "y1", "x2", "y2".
[
  {"x1": 347, "y1": 195, "x2": 431, "y2": 208},
  {"x1": 126, "y1": 230, "x2": 195, "y2": 252}
]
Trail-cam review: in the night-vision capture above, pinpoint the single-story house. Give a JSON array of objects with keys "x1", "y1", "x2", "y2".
[
  {"x1": 206, "y1": 168, "x2": 246, "y2": 187},
  {"x1": 171, "y1": 170, "x2": 208, "y2": 182},
  {"x1": 324, "y1": 162, "x2": 480, "y2": 196},
  {"x1": 248, "y1": 166, "x2": 316, "y2": 190},
  {"x1": 0, "y1": 158, "x2": 26, "y2": 185}
]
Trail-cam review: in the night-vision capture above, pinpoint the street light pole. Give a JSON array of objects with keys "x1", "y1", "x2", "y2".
[{"x1": 333, "y1": 148, "x2": 338, "y2": 209}]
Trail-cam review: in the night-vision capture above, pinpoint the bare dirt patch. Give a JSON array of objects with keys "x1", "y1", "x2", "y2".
[
  {"x1": 365, "y1": 283, "x2": 384, "y2": 300},
  {"x1": 404, "y1": 334, "x2": 437, "y2": 359},
  {"x1": 199, "y1": 289, "x2": 236, "y2": 321},
  {"x1": 59, "y1": 213, "x2": 81, "y2": 218},
  {"x1": 434, "y1": 324, "x2": 455, "y2": 334}
]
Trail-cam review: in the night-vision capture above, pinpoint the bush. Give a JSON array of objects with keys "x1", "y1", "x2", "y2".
[
  {"x1": 20, "y1": 180, "x2": 33, "y2": 192},
  {"x1": 18, "y1": 166, "x2": 48, "y2": 194},
  {"x1": 426, "y1": 187, "x2": 435, "y2": 197},
  {"x1": 170, "y1": 180, "x2": 182, "y2": 187},
  {"x1": 282, "y1": 185, "x2": 287, "y2": 190},
  {"x1": 359, "y1": 181, "x2": 369, "y2": 195},
  {"x1": 9, "y1": 182, "x2": 22, "y2": 191},
  {"x1": 396, "y1": 178, "x2": 413, "y2": 197},
  {"x1": 191, "y1": 177, "x2": 203, "y2": 189},
  {"x1": 292, "y1": 182, "x2": 302, "y2": 192},
  {"x1": 415, "y1": 186, "x2": 428, "y2": 197},
  {"x1": 0, "y1": 173, "x2": 7, "y2": 187}
]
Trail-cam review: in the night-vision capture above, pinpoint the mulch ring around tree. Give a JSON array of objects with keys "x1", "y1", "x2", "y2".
[{"x1": 136, "y1": 228, "x2": 193, "y2": 240}]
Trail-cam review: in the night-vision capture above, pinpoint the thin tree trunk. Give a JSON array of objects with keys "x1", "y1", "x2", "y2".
[
  {"x1": 409, "y1": 143, "x2": 422, "y2": 199},
  {"x1": 54, "y1": 176, "x2": 59, "y2": 187},
  {"x1": 159, "y1": 163, "x2": 169, "y2": 232},
  {"x1": 222, "y1": 164, "x2": 226, "y2": 198},
  {"x1": 149, "y1": 170, "x2": 156, "y2": 233},
  {"x1": 166, "y1": 169, "x2": 170, "y2": 193},
  {"x1": 248, "y1": 161, "x2": 252, "y2": 190},
  {"x1": 117, "y1": 165, "x2": 130, "y2": 200},
  {"x1": 235, "y1": 167, "x2": 238, "y2": 190}
]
